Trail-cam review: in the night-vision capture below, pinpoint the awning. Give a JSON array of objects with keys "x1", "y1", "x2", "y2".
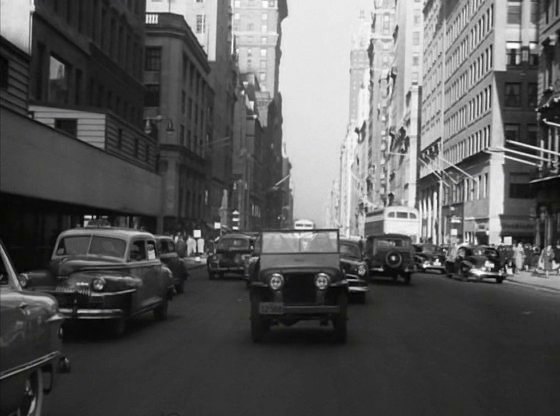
[{"x1": 530, "y1": 174, "x2": 560, "y2": 184}]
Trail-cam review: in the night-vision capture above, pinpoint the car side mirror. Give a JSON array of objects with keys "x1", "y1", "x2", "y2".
[
  {"x1": 20, "y1": 269, "x2": 52, "y2": 288},
  {"x1": 18, "y1": 273, "x2": 29, "y2": 288}
]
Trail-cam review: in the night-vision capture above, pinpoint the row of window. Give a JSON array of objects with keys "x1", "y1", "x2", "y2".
[
  {"x1": 446, "y1": 7, "x2": 493, "y2": 79},
  {"x1": 444, "y1": 173, "x2": 489, "y2": 205},
  {"x1": 446, "y1": 0, "x2": 492, "y2": 49},
  {"x1": 233, "y1": 0, "x2": 277, "y2": 8},
  {"x1": 544, "y1": 0, "x2": 560, "y2": 25},
  {"x1": 445, "y1": 84, "x2": 492, "y2": 138},
  {"x1": 444, "y1": 125, "x2": 492, "y2": 166}
]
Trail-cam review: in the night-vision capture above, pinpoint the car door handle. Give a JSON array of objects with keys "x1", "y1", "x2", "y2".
[{"x1": 19, "y1": 302, "x2": 29, "y2": 310}]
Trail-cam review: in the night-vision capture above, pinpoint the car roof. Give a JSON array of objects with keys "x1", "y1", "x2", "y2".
[
  {"x1": 58, "y1": 227, "x2": 155, "y2": 240},
  {"x1": 367, "y1": 233, "x2": 411, "y2": 240}
]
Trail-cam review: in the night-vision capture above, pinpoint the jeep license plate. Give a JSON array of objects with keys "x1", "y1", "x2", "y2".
[{"x1": 259, "y1": 302, "x2": 283, "y2": 315}]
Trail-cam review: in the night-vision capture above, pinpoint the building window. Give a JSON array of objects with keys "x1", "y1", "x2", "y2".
[
  {"x1": 0, "y1": 55, "x2": 8, "y2": 90},
  {"x1": 180, "y1": 124, "x2": 185, "y2": 146},
  {"x1": 528, "y1": 83, "x2": 538, "y2": 108},
  {"x1": 134, "y1": 138, "x2": 139, "y2": 157},
  {"x1": 117, "y1": 128, "x2": 123, "y2": 149},
  {"x1": 413, "y1": 32, "x2": 420, "y2": 46},
  {"x1": 54, "y1": 118, "x2": 78, "y2": 136},
  {"x1": 509, "y1": 173, "x2": 534, "y2": 199},
  {"x1": 144, "y1": 84, "x2": 160, "y2": 107},
  {"x1": 506, "y1": 42, "x2": 521, "y2": 65},
  {"x1": 145, "y1": 47, "x2": 161, "y2": 71},
  {"x1": 260, "y1": 48, "x2": 267, "y2": 57},
  {"x1": 412, "y1": 54, "x2": 419, "y2": 66},
  {"x1": 259, "y1": 72, "x2": 266, "y2": 82},
  {"x1": 507, "y1": 0, "x2": 522, "y2": 25},
  {"x1": 261, "y1": 36, "x2": 267, "y2": 44},
  {"x1": 504, "y1": 124, "x2": 520, "y2": 143},
  {"x1": 49, "y1": 55, "x2": 69, "y2": 103},
  {"x1": 196, "y1": 15, "x2": 206, "y2": 33},
  {"x1": 504, "y1": 83, "x2": 521, "y2": 107}
]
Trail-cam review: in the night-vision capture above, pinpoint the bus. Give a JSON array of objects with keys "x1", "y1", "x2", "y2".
[
  {"x1": 364, "y1": 206, "x2": 420, "y2": 242},
  {"x1": 294, "y1": 219, "x2": 315, "y2": 230}
]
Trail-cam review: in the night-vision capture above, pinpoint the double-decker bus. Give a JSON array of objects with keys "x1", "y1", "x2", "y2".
[
  {"x1": 294, "y1": 219, "x2": 315, "y2": 230},
  {"x1": 364, "y1": 206, "x2": 420, "y2": 242}
]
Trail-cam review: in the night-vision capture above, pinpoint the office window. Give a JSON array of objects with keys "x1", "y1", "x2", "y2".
[
  {"x1": 117, "y1": 128, "x2": 123, "y2": 149},
  {"x1": 507, "y1": 0, "x2": 522, "y2": 25},
  {"x1": 144, "y1": 84, "x2": 160, "y2": 107},
  {"x1": 504, "y1": 124, "x2": 520, "y2": 143},
  {"x1": 260, "y1": 48, "x2": 267, "y2": 57},
  {"x1": 528, "y1": 83, "x2": 538, "y2": 108},
  {"x1": 529, "y1": 42, "x2": 539, "y2": 65},
  {"x1": 506, "y1": 42, "x2": 521, "y2": 65},
  {"x1": 412, "y1": 54, "x2": 419, "y2": 66},
  {"x1": 145, "y1": 47, "x2": 161, "y2": 71},
  {"x1": 196, "y1": 15, "x2": 206, "y2": 33},
  {"x1": 49, "y1": 55, "x2": 69, "y2": 103},
  {"x1": 504, "y1": 83, "x2": 521, "y2": 107},
  {"x1": 414, "y1": 12, "x2": 421, "y2": 25},
  {"x1": 259, "y1": 72, "x2": 266, "y2": 82},
  {"x1": 413, "y1": 32, "x2": 420, "y2": 45},
  {"x1": 509, "y1": 173, "x2": 533, "y2": 199},
  {"x1": 54, "y1": 119, "x2": 77, "y2": 136}
]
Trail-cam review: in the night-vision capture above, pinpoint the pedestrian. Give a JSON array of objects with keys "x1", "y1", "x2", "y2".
[
  {"x1": 513, "y1": 242, "x2": 525, "y2": 274},
  {"x1": 531, "y1": 245, "x2": 541, "y2": 270},
  {"x1": 523, "y1": 243, "x2": 532, "y2": 271},
  {"x1": 176, "y1": 232, "x2": 187, "y2": 258},
  {"x1": 539, "y1": 245, "x2": 555, "y2": 278}
]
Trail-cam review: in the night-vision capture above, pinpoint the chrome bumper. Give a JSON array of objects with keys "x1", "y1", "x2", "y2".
[
  {"x1": 259, "y1": 303, "x2": 341, "y2": 316},
  {"x1": 59, "y1": 308, "x2": 125, "y2": 320}
]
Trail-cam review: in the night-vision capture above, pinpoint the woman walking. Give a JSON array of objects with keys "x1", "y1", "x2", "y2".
[
  {"x1": 539, "y1": 245, "x2": 555, "y2": 278},
  {"x1": 513, "y1": 242, "x2": 525, "y2": 274}
]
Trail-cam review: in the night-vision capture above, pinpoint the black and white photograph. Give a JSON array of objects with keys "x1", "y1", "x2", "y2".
[{"x1": 1, "y1": 0, "x2": 559, "y2": 415}]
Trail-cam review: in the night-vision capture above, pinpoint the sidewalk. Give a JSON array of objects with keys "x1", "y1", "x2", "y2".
[{"x1": 505, "y1": 269, "x2": 560, "y2": 293}]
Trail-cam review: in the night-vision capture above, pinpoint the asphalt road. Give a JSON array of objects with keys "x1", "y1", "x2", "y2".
[{"x1": 45, "y1": 270, "x2": 560, "y2": 416}]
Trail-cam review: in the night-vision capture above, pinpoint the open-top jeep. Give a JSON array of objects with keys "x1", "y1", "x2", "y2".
[
  {"x1": 247, "y1": 229, "x2": 348, "y2": 343},
  {"x1": 365, "y1": 233, "x2": 416, "y2": 284}
]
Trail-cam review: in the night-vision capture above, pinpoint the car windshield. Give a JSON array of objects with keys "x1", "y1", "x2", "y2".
[
  {"x1": 261, "y1": 230, "x2": 338, "y2": 254},
  {"x1": 217, "y1": 237, "x2": 251, "y2": 251},
  {"x1": 340, "y1": 242, "x2": 361, "y2": 258},
  {"x1": 474, "y1": 247, "x2": 499, "y2": 258},
  {"x1": 55, "y1": 235, "x2": 127, "y2": 258}
]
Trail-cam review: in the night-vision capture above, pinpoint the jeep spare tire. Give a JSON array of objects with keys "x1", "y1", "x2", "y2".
[{"x1": 385, "y1": 250, "x2": 403, "y2": 269}]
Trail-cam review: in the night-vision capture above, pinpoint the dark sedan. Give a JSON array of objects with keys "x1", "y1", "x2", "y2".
[
  {"x1": 414, "y1": 243, "x2": 446, "y2": 274},
  {"x1": 339, "y1": 238, "x2": 368, "y2": 303},
  {"x1": 450, "y1": 245, "x2": 506, "y2": 283}
]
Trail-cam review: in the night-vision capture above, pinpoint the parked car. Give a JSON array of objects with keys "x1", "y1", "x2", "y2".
[
  {"x1": 364, "y1": 233, "x2": 416, "y2": 284},
  {"x1": 207, "y1": 233, "x2": 255, "y2": 280},
  {"x1": 414, "y1": 243, "x2": 446, "y2": 274},
  {"x1": 155, "y1": 235, "x2": 189, "y2": 294},
  {"x1": 247, "y1": 229, "x2": 348, "y2": 343},
  {"x1": 448, "y1": 245, "x2": 506, "y2": 283},
  {"x1": 24, "y1": 227, "x2": 175, "y2": 336},
  {"x1": 0, "y1": 240, "x2": 69, "y2": 416},
  {"x1": 339, "y1": 237, "x2": 368, "y2": 303}
]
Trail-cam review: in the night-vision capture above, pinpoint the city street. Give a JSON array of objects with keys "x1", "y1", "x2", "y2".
[{"x1": 45, "y1": 269, "x2": 560, "y2": 416}]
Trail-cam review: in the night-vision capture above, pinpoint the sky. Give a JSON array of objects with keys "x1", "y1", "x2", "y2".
[{"x1": 280, "y1": 0, "x2": 373, "y2": 227}]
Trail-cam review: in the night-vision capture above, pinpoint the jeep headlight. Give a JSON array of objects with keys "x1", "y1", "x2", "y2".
[
  {"x1": 92, "y1": 277, "x2": 106, "y2": 291},
  {"x1": 357, "y1": 264, "x2": 367, "y2": 277},
  {"x1": 268, "y1": 273, "x2": 284, "y2": 291},
  {"x1": 314, "y1": 273, "x2": 330, "y2": 290}
]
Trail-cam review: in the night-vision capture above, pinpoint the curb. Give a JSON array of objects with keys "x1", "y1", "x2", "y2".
[{"x1": 504, "y1": 278, "x2": 560, "y2": 294}]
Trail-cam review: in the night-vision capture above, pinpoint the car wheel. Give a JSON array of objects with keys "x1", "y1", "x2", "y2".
[
  {"x1": 154, "y1": 296, "x2": 169, "y2": 321},
  {"x1": 108, "y1": 318, "x2": 126, "y2": 337},
  {"x1": 332, "y1": 292, "x2": 348, "y2": 344},
  {"x1": 18, "y1": 368, "x2": 44, "y2": 416},
  {"x1": 496, "y1": 276, "x2": 504, "y2": 284},
  {"x1": 459, "y1": 265, "x2": 470, "y2": 281},
  {"x1": 385, "y1": 250, "x2": 403, "y2": 269},
  {"x1": 250, "y1": 295, "x2": 268, "y2": 343}
]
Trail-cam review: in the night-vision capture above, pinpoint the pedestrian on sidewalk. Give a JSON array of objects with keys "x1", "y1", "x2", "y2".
[
  {"x1": 513, "y1": 242, "x2": 525, "y2": 274},
  {"x1": 539, "y1": 245, "x2": 555, "y2": 278}
]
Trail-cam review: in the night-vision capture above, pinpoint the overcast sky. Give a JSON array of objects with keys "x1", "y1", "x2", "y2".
[{"x1": 280, "y1": 0, "x2": 372, "y2": 226}]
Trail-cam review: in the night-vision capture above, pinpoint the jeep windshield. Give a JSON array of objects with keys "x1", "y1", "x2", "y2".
[
  {"x1": 54, "y1": 235, "x2": 127, "y2": 258},
  {"x1": 261, "y1": 230, "x2": 338, "y2": 254},
  {"x1": 217, "y1": 237, "x2": 251, "y2": 251}
]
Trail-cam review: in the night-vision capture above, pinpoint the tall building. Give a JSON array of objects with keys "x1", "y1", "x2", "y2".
[
  {"x1": 385, "y1": 0, "x2": 423, "y2": 209},
  {"x1": 146, "y1": 0, "x2": 238, "y2": 234},
  {"x1": 349, "y1": 11, "x2": 371, "y2": 124},
  {"x1": 0, "y1": 0, "x2": 161, "y2": 268},
  {"x1": 533, "y1": 1, "x2": 560, "y2": 247},
  {"x1": 440, "y1": 0, "x2": 538, "y2": 244},
  {"x1": 368, "y1": 0, "x2": 397, "y2": 209},
  {"x1": 418, "y1": 0, "x2": 446, "y2": 243},
  {"x1": 144, "y1": 13, "x2": 213, "y2": 235}
]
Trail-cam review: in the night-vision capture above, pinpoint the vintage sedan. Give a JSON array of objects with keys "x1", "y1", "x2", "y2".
[
  {"x1": 339, "y1": 238, "x2": 368, "y2": 303},
  {"x1": 1, "y1": 240, "x2": 69, "y2": 416},
  {"x1": 207, "y1": 233, "x2": 255, "y2": 280},
  {"x1": 25, "y1": 227, "x2": 174, "y2": 336},
  {"x1": 450, "y1": 245, "x2": 506, "y2": 283},
  {"x1": 364, "y1": 233, "x2": 416, "y2": 284},
  {"x1": 414, "y1": 243, "x2": 446, "y2": 273},
  {"x1": 247, "y1": 229, "x2": 348, "y2": 343},
  {"x1": 155, "y1": 235, "x2": 189, "y2": 294}
]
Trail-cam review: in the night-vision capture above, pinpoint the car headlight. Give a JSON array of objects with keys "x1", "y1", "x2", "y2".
[
  {"x1": 268, "y1": 273, "x2": 284, "y2": 291},
  {"x1": 314, "y1": 273, "x2": 330, "y2": 290},
  {"x1": 91, "y1": 277, "x2": 106, "y2": 291},
  {"x1": 357, "y1": 264, "x2": 367, "y2": 276},
  {"x1": 471, "y1": 269, "x2": 483, "y2": 276}
]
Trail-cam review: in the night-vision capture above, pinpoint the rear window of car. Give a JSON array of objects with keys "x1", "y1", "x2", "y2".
[
  {"x1": 375, "y1": 238, "x2": 410, "y2": 249},
  {"x1": 340, "y1": 243, "x2": 361, "y2": 258}
]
